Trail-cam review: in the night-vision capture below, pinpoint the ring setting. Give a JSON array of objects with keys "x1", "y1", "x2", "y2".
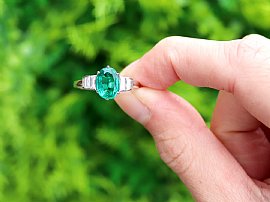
[{"x1": 74, "y1": 66, "x2": 137, "y2": 100}]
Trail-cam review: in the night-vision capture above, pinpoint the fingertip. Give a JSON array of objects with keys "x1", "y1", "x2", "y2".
[{"x1": 115, "y1": 89, "x2": 151, "y2": 125}]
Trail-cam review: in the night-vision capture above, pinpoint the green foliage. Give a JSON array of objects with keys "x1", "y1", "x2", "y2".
[{"x1": 0, "y1": 0, "x2": 269, "y2": 201}]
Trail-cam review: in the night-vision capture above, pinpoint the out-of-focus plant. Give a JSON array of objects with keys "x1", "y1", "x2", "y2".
[{"x1": 0, "y1": 0, "x2": 269, "y2": 201}]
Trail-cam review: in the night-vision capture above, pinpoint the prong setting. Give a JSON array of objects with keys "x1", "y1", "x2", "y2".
[{"x1": 74, "y1": 66, "x2": 137, "y2": 100}]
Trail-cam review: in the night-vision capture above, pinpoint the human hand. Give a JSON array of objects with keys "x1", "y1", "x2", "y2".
[{"x1": 115, "y1": 34, "x2": 270, "y2": 201}]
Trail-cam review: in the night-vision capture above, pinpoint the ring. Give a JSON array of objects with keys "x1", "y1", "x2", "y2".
[{"x1": 73, "y1": 65, "x2": 139, "y2": 100}]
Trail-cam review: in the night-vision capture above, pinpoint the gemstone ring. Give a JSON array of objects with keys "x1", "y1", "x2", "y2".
[{"x1": 73, "y1": 66, "x2": 139, "y2": 100}]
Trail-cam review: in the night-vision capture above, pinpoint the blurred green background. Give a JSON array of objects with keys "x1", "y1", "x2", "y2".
[{"x1": 0, "y1": 0, "x2": 270, "y2": 201}]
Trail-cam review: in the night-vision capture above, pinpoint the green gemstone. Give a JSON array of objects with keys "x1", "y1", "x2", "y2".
[{"x1": 95, "y1": 66, "x2": 120, "y2": 100}]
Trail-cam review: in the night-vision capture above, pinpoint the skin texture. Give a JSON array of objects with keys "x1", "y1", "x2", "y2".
[{"x1": 115, "y1": 34, "x2": 270, "y2": 201}]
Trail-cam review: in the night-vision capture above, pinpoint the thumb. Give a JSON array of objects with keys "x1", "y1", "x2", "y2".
[{"x1": 115, "y1": 88, "x2": 259, "y2": 201}]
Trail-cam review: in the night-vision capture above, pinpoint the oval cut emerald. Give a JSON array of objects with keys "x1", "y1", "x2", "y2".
[{"x1": 95, "y1": 66, "x2": 120, "y2": 100}]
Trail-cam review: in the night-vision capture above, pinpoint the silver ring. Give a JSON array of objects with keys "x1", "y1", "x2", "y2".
[{"x1": 73, "y1": 66, "x2": 140, "y2": 100}]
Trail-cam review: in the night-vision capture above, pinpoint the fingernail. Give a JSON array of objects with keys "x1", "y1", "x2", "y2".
[{"x1": 115, "y1": 89, "x2": 151, "y2": 125}]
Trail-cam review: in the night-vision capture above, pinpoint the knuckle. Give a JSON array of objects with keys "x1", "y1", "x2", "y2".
[
  {"x1": 157, "y1": 36, "x2": 181, "y2": 65},
  {"x1": 157, "y1": 37, "x2": 180, "y2": 62},
  {"x1": 234, "y1": 34, "x2": 270, "y2": 66},
  {"x1": 153, "y1": 37, "x2": 180, "y2": 88},
  {"x1": 224, "y1": 34, "x2": 270, "y2": 89},
  {"x1": 156, "y1": 134, "x2": 194, "y2": 175},
  {"x1": 242, "y1": 34, "x2": 266, "y2": 41},
  {"x1": 158, "y1": 36, "x2": 179, "y2": 47},
  {"x1": 157, "y1": 36, "x2": 181, "y2": 58}
]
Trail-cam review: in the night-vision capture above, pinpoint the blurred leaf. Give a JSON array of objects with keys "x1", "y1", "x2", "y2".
[{"x1": 0, "y1": 0, "x2": 269, "y2": 201}]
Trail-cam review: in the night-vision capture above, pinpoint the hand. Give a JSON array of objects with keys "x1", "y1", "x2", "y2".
[{"x1": 115, "y1": 34, "x2": 270, "y2": 201}]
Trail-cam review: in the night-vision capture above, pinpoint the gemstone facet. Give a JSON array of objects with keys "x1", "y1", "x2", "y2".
[{"x1": 95, "y1": 66, "x2": 120, "y2": 100}]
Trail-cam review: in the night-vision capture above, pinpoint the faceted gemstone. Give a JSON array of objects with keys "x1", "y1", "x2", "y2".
[{"x1": 95, "y1": 66, "x2": 120, "y2": 100}]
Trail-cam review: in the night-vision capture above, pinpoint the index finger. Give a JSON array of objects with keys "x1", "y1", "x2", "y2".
[
  {"x1": 122, "y1": 35, "x2": 270, "y2": 127},
  {"x1": 123, "y1": 36, "x2": 237, "y2": 91}
]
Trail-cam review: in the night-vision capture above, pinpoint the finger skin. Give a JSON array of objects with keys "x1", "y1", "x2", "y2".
[
  {"x1": 116, "y1": 88, "x2": 260, "y2": 201},
  {"x1": 122, "y1": 34, "x2": 270, "y2": 127},
  {"x1": 122, "y1": 37, "x2": 235, "y2": 90},
  {"x1": 115, "y1": 34, "x2": 270, "y2": 200},
  {"x1": 211, "y1": 91, "x2": 270, "y2": 179}
]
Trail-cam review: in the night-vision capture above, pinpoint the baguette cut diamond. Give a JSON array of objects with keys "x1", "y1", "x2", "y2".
[{"x1": 95, "y1": 66, "x2": 120, "y2": 100}]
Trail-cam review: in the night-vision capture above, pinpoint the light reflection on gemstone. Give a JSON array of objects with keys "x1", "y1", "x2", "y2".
[{"x1": 95, "y1": 66, "x2": 120, "y2": 100}]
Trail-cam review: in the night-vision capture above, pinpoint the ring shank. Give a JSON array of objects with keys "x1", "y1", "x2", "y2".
[{"x1": 73, "y1": 80, "x2": 84, "y2": 89}]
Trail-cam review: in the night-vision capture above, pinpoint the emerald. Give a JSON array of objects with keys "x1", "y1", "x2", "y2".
[{"x1": 95, "y1": 66, "x2": 120, "y2": 100}]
